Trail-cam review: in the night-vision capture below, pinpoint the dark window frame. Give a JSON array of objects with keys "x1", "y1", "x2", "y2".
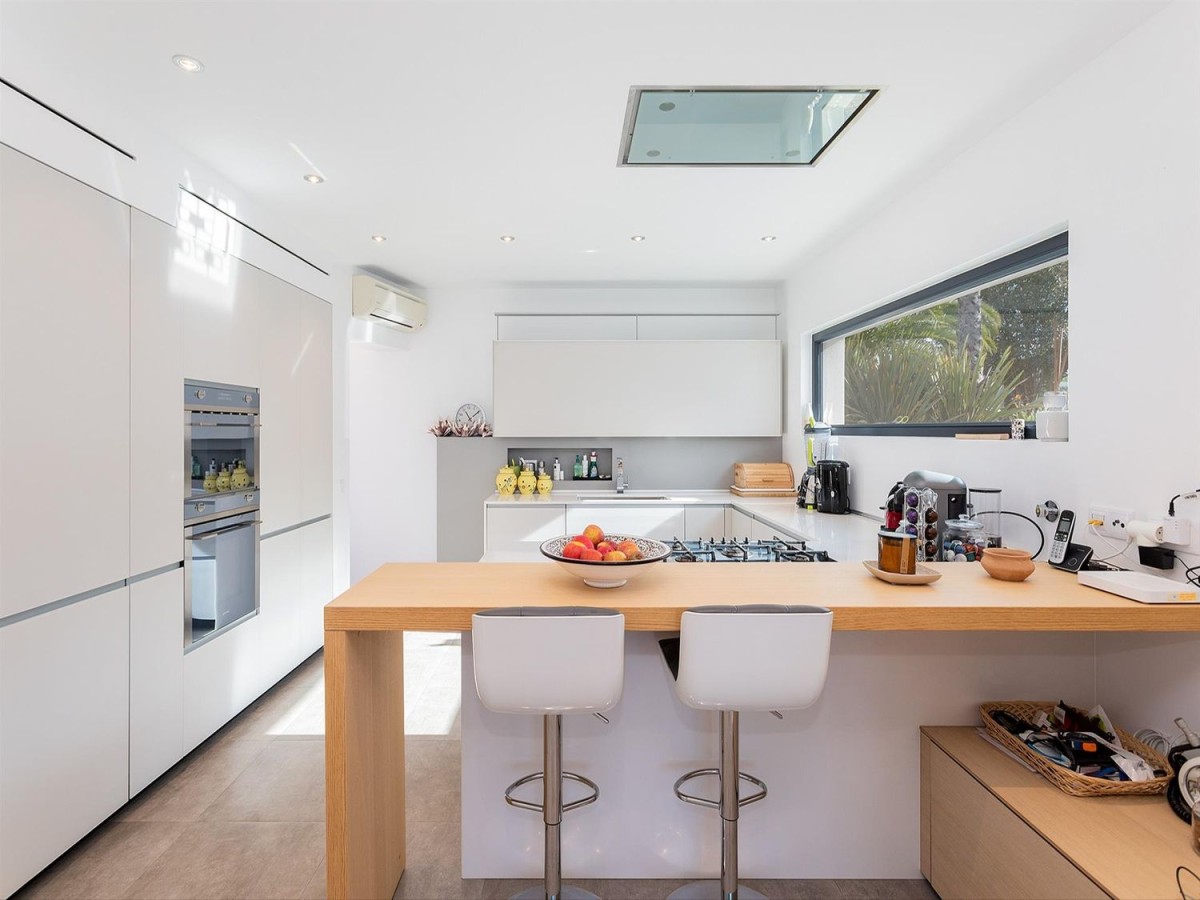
[{"x1": 811, "y1": 232, "x2": 1068, "y2": 437}]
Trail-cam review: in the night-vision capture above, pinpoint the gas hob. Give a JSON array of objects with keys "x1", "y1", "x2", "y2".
[{"x1": 666, "y1": 537, "x2": 833, "y2": 563}]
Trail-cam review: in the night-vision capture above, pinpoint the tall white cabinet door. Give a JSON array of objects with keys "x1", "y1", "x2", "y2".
[
  {"x1": 181, "y1": 246, "x2": 261, "y2": 390},
  {"x1": 299, "y1": 292, "x2": 333, "y2": 521},
  {"x1": 299, "y1": 517, "x2": 333, "y2": 656},
  {"x1": 0, "y1": 147, "x2": 131, "y2": 617},
  {"x1": 130, "y1": 211, "x2": 186, "y2": 575},
  {"x1": 257, "y1": 281, "x2": 303, "y2": 534},
  {"x1": 684, "y1": 506, "x2": 728, "y2": 540},
  {"x1": 730, "y1": 509, "x2": 755, "y2": 540},
  {"x1": 259, "y1": 529, "x2": 302, "y2": 690},
  {"x1": 0, "y1": 589, "x2": 130, "y2": 898},
  {"x1": 565, "y1": 506, "x2": 686, "y2": 541},
  {"x1": 129, "y1": 568, "x2": 184, "y2": 796}
]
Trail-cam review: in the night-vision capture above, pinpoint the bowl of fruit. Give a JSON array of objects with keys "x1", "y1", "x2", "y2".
[{"x1": 540, "y1": 524, "x2": 671, "y2": 589}]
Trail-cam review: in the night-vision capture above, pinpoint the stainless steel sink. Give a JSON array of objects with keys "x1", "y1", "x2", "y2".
[{"x1": 576, "y1": 494, "x2": 669, "y2": 501}]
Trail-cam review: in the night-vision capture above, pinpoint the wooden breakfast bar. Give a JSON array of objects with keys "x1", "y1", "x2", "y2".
[{"x1": 323, "y1": 561, "x2": 1200, "y2": 899}]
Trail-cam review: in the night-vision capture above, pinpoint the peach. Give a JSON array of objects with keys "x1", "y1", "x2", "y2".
[
  {"x1": 580, "y1": 548, "x2": 603, "y2": 561},
  {"x1": 582, "y1": 524, "x2": 605, "y2": 546},
  {"x1": 571, "y1": 534, "x2": 595, "y2": 550},
  {"x1": 603, "y1": 550, "x2": 627, "y2": 562},
  {"x1": 596, "y1": 540, "x2": 617, "y2": 556},
  {"x1": 561, "y1": 541, "x2": 587, "y2": 559},
  {"x1": 616, "y1": 540, "x2": 641, "y2": 560}
]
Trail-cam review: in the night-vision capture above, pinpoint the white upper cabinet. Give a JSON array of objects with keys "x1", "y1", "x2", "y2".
[
  {"x1": 497, "y1": 315, "x2": 637, "y2": 340},
  {"x1": 299, "y1": 291, "x2": 333, "y2": 521},
  {"x1": 493, "y1": 340, "x2": 782, "y2": 437},
  {"x1": 636, "y1": 315, "x2": 777, "y2": 340},
  {"x1": 257, "y1": 278, "x2": 304, "y2": 533},
  {"x1": 130, "y1": 211, "x2": 186, "y2": 574},
  {"x1": 0, "y1": 146, "x2": 131, "y2": 616},
  {"x1": 181, "y1": 239, "x2": 262, "y2": 389}
]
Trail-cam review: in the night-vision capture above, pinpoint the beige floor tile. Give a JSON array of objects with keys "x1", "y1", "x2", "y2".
[
  {"x1": 298, "y1": 855, "x2": 327, "y2": 900},
  {"x1": 203, "y1": 739, "x2": 326, "y2": 822},
  {"x1": 393, "y1": 865, "x2": 485, "y2": 900},
  {"x1": 118, "y1": 738, "x2": 268, "y2": 823},
  {"x1": 123, "y1": 820, "x2": 324, "y2": 899},
  {"x1": 835, "y1": 878, "x2": 938, "y2": 899},
  {"x1": 14, "y1": 822, "x2": 186, "y2": 900},
  {"x1": 747, "y1": 878, "x2": 846, "y2": 899}
]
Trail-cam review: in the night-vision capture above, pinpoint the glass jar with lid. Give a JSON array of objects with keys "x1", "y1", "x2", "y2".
[{"x1": 942, "y1": 515, "x2": 986, "y2": 561}]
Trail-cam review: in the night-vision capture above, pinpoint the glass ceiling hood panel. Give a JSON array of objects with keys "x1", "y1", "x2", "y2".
[{"x1": 619, "y1": 87, "x2": 877, "y2": 166}]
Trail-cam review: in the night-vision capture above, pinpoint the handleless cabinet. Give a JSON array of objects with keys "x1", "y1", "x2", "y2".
[
  {"x1": 259, "y1": 528, "x2": 303, "y2": 689},
  {"x1": 730, "y1": 508, "x2": 755, "y2": 540},
  {"x1": 485, "y1": 506, "x2": 567, "y2": 551},
  {"x1": 257, "y1": 278, "x2": 304, "y2": 533},
  {"x1": 0, "y1": 588, "x2": 130, "y2": 898},
  {"x1": 0, "y1": 146, "x2": 131, "y2": 617},
  {"x1": 565, "y1": 505, "x2": 686, "y2": 541},
  {"x1": 299, "y1": 517, "x2": 333, "y2": 655},
  {"x1": 683, "y1": 506, "x2": 729, "y2": 540},
  {"x1": 299, "y1": 291, "x2": 333, "y2": 521},
  {"x1": 129, "y1": 567, "x2": 185, "y2": 795},
  {"x1": 181, "y1": 238, "x2": 261, "y2": 391}
]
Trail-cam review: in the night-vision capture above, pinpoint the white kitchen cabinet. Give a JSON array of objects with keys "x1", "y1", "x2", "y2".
[
  {"x1": 182, "y1": 615, "x2": 260, "y2": 752},
  {"x1": 636, "y1": 315, "x2": 777, "y2": 340},
  {"x1": 493, "y1": 340, "x2": 782, "y2": 437},
  {"x1": 259, "y1": 529, "x2": 303, "y2": 691},
  {"x1": 566, "y1": 506, "x2": 686, "y2": 541},
  {"x1": 130, "y1": 211, "x2": 186, "y2": 575},
  {"x1": 299, "y1": 517, "x2": 333, "y2": 655},
  {"x1": 257, "y1": 279, "x2": 304, "y2": 533},
  {"x1": 0, "y1": 146, "x2": 131, "y2": 617},
  {"x1": 299, "y1": 291, "x2": 333, "y2": 521},
  {"x1": 181, "y1": 243, "x2": 262, "y2": 390},
  {"x1": 683, "y1": 506, "x2": 729, "y2": 540},
  {"x1": 485, "y1": 506, "x2": 566, "y2": 551},
  {"x1": 0, "y1": 588, "x2": 130, "y2": 898},
  {"x1": 751, "y1": 516, "x2": 802, "y2": 542},
  {"x1": 496, "y1": 315, "x2": 637, "y2": 340},
  {"x1": 730, "y1": 509, "x2": 755, "y2": 540},
  {"x1": 129, "y1": 568, "x2": 184, "y2": 796}
]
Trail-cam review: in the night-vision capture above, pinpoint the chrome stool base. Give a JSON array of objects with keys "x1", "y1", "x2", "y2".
[
  {"x1": 510, "y1": 886, "x2": 601, "y2": 900},
  {"x1": 666, "y1": 882, "x2": 768, "y2": 900}
]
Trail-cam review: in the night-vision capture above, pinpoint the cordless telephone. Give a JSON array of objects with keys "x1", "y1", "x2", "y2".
[{"x1": 1048, "y1": 509, "x2": 1076, "y2": 565}]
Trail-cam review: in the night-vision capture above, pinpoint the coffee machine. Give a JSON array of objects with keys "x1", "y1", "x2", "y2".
[
  {"x1": 897, "y1": 470, "x2": 969, "y2": 543},
  {"x1": 816, "y1": 460, "x2": 852, "y2": 514}
]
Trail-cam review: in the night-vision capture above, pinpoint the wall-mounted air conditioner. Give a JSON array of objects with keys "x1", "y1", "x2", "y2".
[{"x1": 351, "y1": 274, "x2": 427, "y2": 331}]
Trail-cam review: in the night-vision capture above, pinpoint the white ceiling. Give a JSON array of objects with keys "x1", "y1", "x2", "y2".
[{"x1": 0, "y1": 1, "x2": 1164, "y2": 287}]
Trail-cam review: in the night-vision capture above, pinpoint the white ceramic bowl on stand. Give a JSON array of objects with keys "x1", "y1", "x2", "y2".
[{"x1": 539, "y1": 535, "x2": 671, "y2": 588}]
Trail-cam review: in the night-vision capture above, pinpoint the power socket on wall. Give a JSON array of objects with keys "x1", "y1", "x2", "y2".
[{"x1": 1090, "y1": 505, "x2": 1135, "y2": 540}]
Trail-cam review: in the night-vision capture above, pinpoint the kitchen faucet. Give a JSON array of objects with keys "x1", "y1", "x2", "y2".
[{"x1": 616, "y1": 458, "x2": 627, "y2": 494}]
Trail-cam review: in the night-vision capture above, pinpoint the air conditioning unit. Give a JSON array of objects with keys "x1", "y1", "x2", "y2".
[{"x1": 351, "y1": 274, "x2": 427, "y2": 331}]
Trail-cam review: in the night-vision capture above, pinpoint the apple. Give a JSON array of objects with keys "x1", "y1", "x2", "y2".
[
  {"x1": 571, "y1": 534, "x2": 595, "y2": 551},
  {"x1": 582, "y1": 524, "x2": 605, "y2": 546},
  {"x1": 596, "y1": 540, "x2": 617, "y2": 556},
  {"x1": 616, "y1": 540, "x2": 641, "y2": 560},
  {"x1": 561, "y1": 541, "x2": 587, "y2": 559},
  {"x1": 602, "y1": 550, "x2": 627, "y2": 562},
  {"x1": 579, "y1": 548, "x2": 603, "y2": 561}
]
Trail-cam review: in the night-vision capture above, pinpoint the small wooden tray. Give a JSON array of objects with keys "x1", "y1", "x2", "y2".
[{"x1": 862, "y1": 560, "x2": 942, "y2": 585}]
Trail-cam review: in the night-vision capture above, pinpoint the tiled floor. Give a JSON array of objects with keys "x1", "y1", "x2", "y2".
[{"x1": 14, "y1": 634, "x2": 937, "y2": 900}]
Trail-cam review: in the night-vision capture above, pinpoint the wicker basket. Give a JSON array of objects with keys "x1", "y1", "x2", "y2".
[{"x1": 979, "y1": 700, "x2": 1172, "y2": 797}]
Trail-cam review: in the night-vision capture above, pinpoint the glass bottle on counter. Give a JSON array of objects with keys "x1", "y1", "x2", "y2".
[
  {"x1": 574, "y1": 455, "x2": 584, "y2": 479},
  {"x1": 588, "y1": 451, "x2": 599, "y2": 479}
]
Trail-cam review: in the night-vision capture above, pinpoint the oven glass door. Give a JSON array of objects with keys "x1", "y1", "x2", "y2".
[{"x1": 185, "y1": 510, "x2": 259, "y2": 649}]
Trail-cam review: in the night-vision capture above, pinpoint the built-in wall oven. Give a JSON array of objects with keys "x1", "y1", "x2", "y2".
[{"x1": 184, "y1": 380, "x2": 260, "y2": 649}]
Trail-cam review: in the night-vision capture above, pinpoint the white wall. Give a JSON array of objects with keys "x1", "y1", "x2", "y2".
[
  {"x1": 783, "y1": 0, "x2": 1200, "y2": 734},
  {"x1": 348, "y1": 284, "x2": 780, "y2": 580}
]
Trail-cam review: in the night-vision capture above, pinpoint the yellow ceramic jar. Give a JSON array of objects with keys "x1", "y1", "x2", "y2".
[
  {"x1": 517, "y1": 468, "x2": 537, "y2": 496},
  {"x1": 536, "y1": 472, "x2": 553, "y2": 495},
  {"x1": 203, "y1": 470, "x2": 218, "y2": 493},
  {"x1": 231, "y1": 461, "x2": 251, "y2": 490},
  {"x1": 495, "y1": 467, "x2": 517, "y2": 496},
  {"x1": 215, "y1": 467, "x2": 232, "y2": 493}
]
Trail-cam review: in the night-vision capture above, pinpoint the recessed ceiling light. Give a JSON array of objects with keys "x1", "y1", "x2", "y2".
[
  {"x1": 302, "y1": 173, "x2": 324, "y2": 184},
  {"x1": 646, "y1": 149, "x2": 661, "y2": 158},
  {"x1": 172, "y1": 54, "x2": 204, "y2": 73},
  {"x1": 583, "y1": 249, "x2": 598, "y2": 254},
  {"x1": 370, "y1": 235, "x2": 387, "y2": 243},
  {"x1": 499, "y1": 235, "x2": 516, "y2": 243},
  {"x1": 630, "y1": 235, "x2": 646, "y2": 242},
  {"x1": 785, "y1": 149, "x2": 802, "y2": 158},
  {"x1": 761, "y1": 235, "x2": 777, "y2": 242},
  {"x1": 658, "y1": 101, "x2": 676, "y2": 112}
]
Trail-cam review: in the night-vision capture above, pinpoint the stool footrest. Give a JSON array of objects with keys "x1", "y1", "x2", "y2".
[
  {"x1": 673, "y1": 768, "x2": 768, "y2": 809},
  {"x1": 504, "y1": 770, "x2": 600, "y2": 814}
]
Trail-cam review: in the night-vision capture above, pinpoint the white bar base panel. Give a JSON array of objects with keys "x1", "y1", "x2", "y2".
[{"x1": 461, "y1": 631, "x2": 1096, "y2": 879}]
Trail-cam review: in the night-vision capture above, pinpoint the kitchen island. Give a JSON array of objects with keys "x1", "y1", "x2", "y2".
[{"x1": 324, "y1": 562, "x2": 1200, "y2": 899}]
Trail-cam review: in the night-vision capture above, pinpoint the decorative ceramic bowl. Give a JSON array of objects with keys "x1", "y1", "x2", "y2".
[
  {"x1": 980, "y1": 547, "x2": 1035, "y2": 582},
  {"x1": 540, "y1": 534, "x2": 671, "y2": 588}
]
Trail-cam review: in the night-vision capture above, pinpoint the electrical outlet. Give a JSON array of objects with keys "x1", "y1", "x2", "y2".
[
  {"x1": 1162, "y1": 516, "x2": 1193, "y2": 545},
  {"x1": 1089, "y1": 505, "x2": 1135, "y2": 540}
]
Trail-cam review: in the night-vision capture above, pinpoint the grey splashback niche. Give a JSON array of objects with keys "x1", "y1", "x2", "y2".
[{"x1": 436, "y1": 436, "x2": 784, "y2": 561}]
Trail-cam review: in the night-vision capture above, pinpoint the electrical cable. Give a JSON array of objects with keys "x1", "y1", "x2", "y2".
[
  {"x1": 1168, "y1": 489, "x2": 1200, "y2": 517},
  {"x1": 1087, "y1": 523, "x2": 1135, "y2": 562},
  {"x1": 1134, "y1": 728, "x2": 1171, "y2": 755},
  {"x1": 973, "y1": 510, "x2": 1046, "y2": 559}
]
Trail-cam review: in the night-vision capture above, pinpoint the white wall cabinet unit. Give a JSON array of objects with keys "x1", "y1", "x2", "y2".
[
  {"x1": 636, "y1": 315, "x2": 777, "y2": 340},
  {"x1": 565, "y1": 506, "x2": 685, "y2": 541},
  {"x1": 485, "y1": 506, "x2": 566, "y2": 552},
  {"x1": 0, "y1": 589, "x2": 130, "y2": 898},
  {"x1": 751, "y1": 516, "x2": 798, "y2": 541},
  {"x1": 130, "y1": 211, "x2": 186, "y2": 575},
  {"x1": 182, "y1": 616, "x2": 260, "y2": 752},
  {"x1": 494, "y1": 341, "x2": 782, "y2": 437},
  {"x1": 181, "y1": 247, "x2": 262, "y2": 390},
  {"x1": 259, "y1": 529, "x2": 303, "y2": 691},
  {"x1": 129, "y1": 568, "x2": 184, "y2": 796},
  {"x1": 257, "y1": 279, "x2": 304, "y2": 533},
  {"x1": 683, "y1": 506, "x2": 729, "y2": 540},
  {"x1": 730, "y1": 508, "x2": 755, "y2": 539},
  {"x1": 0, "y1": 146, "x2": 131, "y2": 617},
  {"x1": 299, "y1": 517, "x2": 333, "y2": 656},
  {"x1": 299, "y1": 292, "x2": 333, "y2": 522},
  {"x1": 496, "y1": 315, "x2": 637, "y2": 341}
]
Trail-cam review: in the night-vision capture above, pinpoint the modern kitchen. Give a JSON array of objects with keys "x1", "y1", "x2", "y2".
[{"x1": 2, "y1": 2, "x2": 1200, "y2": 900}]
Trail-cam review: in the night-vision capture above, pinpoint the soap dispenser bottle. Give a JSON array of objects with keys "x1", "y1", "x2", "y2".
[{"x1": 588, "y1": 451, "x2": 599, "y2": 479}]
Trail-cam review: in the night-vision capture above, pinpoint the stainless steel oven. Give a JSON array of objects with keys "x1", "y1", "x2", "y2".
[{"x1": 184, "y1": 380, "x2": 260, "y2": 650}]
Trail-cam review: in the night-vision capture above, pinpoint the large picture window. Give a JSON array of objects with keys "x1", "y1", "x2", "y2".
[{"x1": 812, "y1": 233, "x2": 1067, "y2": 436}]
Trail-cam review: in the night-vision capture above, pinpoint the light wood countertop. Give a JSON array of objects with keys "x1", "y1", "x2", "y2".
[{"x1": 325, "y1": 561, "x2": 1200, "y2": 633}]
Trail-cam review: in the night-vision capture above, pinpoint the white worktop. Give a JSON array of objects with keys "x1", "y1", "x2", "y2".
[{"x1": 483, "y1": 489, "x2": 884, "y2": 562}]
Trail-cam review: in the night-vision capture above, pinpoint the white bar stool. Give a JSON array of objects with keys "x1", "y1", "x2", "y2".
[
  {"x1": 472, "y1": 606, "x2": 626, "y2": 900},
  {"x1": 661, "y1": 604, "x2": 833, "y2": 900}
]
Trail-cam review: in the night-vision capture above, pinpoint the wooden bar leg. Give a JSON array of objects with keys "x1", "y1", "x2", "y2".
[{"x1": 325, "y1": 629, "x2": 407, "y2": 900}]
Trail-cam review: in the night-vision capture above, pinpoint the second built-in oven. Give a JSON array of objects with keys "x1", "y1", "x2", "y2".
[{"x1": 184, "y1": 379, "x2": 260, "y2": 650}]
